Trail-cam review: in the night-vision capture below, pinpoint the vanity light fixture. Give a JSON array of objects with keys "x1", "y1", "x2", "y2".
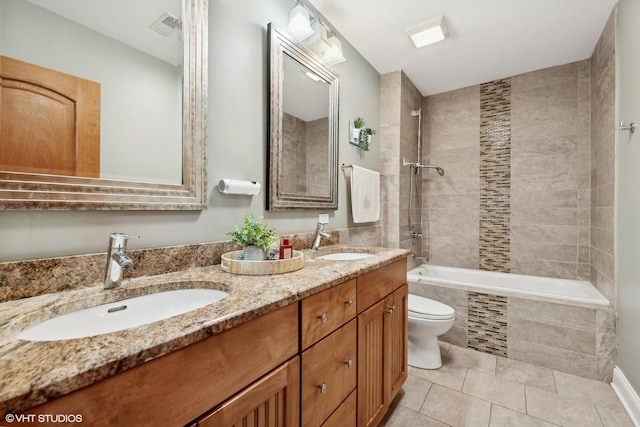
[
  {"x1": 302, "y1": 19, "x2": 331, "y2": 54},
  {"x1": 323, "y1": 35, "x2": 346, "y2": 65},
  {"x1": 406, "y1": 15, "x2": 449, "y2": 48},
  {"x1": 288, "y1": 1, "x2": 315, "y2": 41}
]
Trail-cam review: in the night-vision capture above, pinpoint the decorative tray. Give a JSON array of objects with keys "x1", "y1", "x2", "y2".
[{"x1": 220, "y1": 250, "x2": 305, "y2": 275}]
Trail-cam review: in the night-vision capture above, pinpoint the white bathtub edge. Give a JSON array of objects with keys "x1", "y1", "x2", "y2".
[
  {"x1": 611, "y1": 366, "x2": 640, "y2": 427},
  {"x1": 407, "y1": 264, "x2": 611, "y2": 309}
]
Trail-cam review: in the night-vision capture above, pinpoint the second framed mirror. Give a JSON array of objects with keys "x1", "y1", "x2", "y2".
[{"x1": 267, "y1": 23, "x2": 339, "y2": 211}]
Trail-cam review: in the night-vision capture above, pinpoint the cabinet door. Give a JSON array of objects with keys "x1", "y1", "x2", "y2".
[
  {"x1": 357, "y1": 299, "x2": 387, "y2": 427},
  {"x1": 195, "y1": 357, "x2": 300, "y2": 427},
  {"x1": 386, "y1": 284, "x2": 408, "y2": 403}
]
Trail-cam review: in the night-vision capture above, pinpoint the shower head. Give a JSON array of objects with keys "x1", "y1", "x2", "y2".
[{"x1": 436, "y1": 167, "x2": 445, "y2": 176}]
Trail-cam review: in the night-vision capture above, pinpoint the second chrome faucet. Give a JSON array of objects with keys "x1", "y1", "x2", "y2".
[
  {"x1": 311, "y1": 222, "x2": 330, "y2": 250},
  {"x1": 104, "y1": 233, "x2": 139, "y2": 289}
]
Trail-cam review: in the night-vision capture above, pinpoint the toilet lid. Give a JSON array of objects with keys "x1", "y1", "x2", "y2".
[{"x1": 408, "y1": 294, "x2": 455, "y2": 319}]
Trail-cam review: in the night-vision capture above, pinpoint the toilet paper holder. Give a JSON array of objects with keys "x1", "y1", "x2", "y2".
[{"x1": 218, "y1": 179, "x2": 262, "y2": 196}]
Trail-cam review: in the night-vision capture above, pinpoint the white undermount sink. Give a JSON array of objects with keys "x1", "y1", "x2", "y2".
[
  {"x1": 17, "y1": 289, "x2": 229, "y2": 341},
  {"x1": 317, "y1": 252, "x2": 373, "y2": 261}
]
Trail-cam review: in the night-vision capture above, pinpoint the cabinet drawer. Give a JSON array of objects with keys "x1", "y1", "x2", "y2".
[
  {"x1": 322, "y1": 390, "x2": 356, "y2": 427},
  {"x1": 301, "y1": 279, "x2": 357, "y2": 350},
  {"x1": 357, "y1": 258, "x2": 407, "y2": 314},
  {"x1": 302, "y1": 319, "x2": 357, "y2": 427}
]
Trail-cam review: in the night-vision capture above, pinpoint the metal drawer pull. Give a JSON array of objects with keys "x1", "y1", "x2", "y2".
[
  {"x1": 344, "y1": 359, "x2": 353, "y2": 368},
  {"x1": 318, "y1": 383, "x2": 327, "y2": 394},
  {"x1": 345, "y1": 299, "x2": 354, "y2": 307},
  {"x1": 383, "y1": 305, "x2": 396, "y2": 314},
  {"x1": 319, "y1": 313, "x2": 328, "y2": 323}
]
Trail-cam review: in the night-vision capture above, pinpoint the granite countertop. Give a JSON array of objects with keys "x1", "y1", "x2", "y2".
[{"x1": 0, "y1": 245, "x2": 409, "y2": 415}]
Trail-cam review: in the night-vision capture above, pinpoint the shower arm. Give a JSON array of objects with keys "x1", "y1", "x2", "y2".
[{"x1": 402, "y1": 159, "x2": 445, "y2": 176}]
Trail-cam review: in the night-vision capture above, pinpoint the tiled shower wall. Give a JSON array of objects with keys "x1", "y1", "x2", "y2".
[
  {"x1": 590, "y1": 10, "x2": 616, "y2": 304},
  {"x1": 380, "y1": 71, "x2": 423, "y2": 268},
  {"x1": 422, "y1": 60, "x2": 592, "y2": 280}
]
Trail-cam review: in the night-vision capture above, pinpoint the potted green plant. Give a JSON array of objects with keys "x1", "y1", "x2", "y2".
[
  {"x1": 352, "y1": 117, "x2": 365, "y2": 140},
  {"x1": 226, "y1": 214, "x2": 278, "y2": 260},
  {"x1": 351, "y1": 117, "x2": 376, "y2": 151},
  {"x1": 358, "y1": 127, "x2": 376, "y2": 151}
]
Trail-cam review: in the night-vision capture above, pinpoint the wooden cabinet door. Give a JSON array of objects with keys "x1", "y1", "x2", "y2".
[
  {"x1": 357, "y1": 299, "x2": 386, "y2": 427},
  {"x1": 195, "y1": 357, "x2": 300, "y2": 427},
  {"x1": 0, "y1": 56, "x2": 100, "y2": 178},
  {"x1": 386, "y1": 284, "x2": 408, "y2": 403}
]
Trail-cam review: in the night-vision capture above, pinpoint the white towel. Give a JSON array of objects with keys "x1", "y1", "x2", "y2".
[{"x1": 350, "y1": 165, "x2": 380, "y2": 223}]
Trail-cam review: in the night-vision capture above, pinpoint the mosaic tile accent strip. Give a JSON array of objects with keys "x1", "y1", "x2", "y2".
[
  {"x1": 479, "y1": 79, "x2": 512, "y2": 272},
  {"x1": 468, "y1": 291, "x2": 508, "y2": 357}
]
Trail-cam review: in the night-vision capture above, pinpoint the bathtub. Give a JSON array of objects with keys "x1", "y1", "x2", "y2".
[
  {"x1": 407, "y1": 264, "x2": 615, "y2": 381},
  {"x1": 407, "y1": 264, "x2": 609, "y2": 307}
]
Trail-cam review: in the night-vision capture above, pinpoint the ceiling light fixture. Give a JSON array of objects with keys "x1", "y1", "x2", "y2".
[
  {"x1": 288, "y1": 1, "x2": 315, "y2": 41},
  {"x1": 406, "y1": 16, "x2": 449, "y2": 48}
]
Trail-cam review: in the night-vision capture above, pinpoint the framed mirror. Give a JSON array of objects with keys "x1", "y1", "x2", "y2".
[
  {"x1": 0, "y1": 0, "x2": 207, "y2": 210},
  {"x1": 267, "y1": 24, "x2": 339, "y2": 211}
]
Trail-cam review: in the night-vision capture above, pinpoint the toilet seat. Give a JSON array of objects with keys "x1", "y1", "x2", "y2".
[{"x1": 408, "y1": 294, "x2": 455, "y2": 320}]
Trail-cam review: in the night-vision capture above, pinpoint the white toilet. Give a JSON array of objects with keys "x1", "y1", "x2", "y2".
[{"x1": 407, "y1": 294, "x2": 456, "y2": 369}]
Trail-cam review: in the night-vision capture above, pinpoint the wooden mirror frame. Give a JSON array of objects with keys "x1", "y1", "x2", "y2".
[
  {"x1": 0, "y1": 0, "x2": 208, "y2": 210},
  {"x1": 267, "y1": 24, "x2": 339, "y2": 211}
]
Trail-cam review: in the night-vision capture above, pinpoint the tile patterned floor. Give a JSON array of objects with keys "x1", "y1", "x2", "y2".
[{"x1": 380, "y1": 342, "x2": 634, "y2": 427}]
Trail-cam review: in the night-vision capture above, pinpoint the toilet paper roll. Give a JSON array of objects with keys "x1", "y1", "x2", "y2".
[{"x1": 218, "y1": 179, "x2": 261, "y2": 195}]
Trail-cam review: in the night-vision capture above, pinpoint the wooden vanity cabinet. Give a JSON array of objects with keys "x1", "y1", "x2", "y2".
[
  {"x1": 23, "y1": 257, "x2": 408, "y2": 427},
  {"x1": 28, "y1": 304, "x2": 299, "y2": 427},
  {"x1": 356, "y1": 259, "x2": 408, "y2": 427}
]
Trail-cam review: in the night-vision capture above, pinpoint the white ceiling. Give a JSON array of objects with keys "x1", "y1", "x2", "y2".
[{"x1": 308, "y1": 0, "x2": 618, "y2": 96}]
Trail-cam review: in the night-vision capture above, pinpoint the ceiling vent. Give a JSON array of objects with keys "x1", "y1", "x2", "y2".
[{"x1": 149, "y1": 12, "x2": 182, "y2": 37}]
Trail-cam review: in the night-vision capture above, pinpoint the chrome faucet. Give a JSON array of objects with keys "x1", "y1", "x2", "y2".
[
  {"x1": 104, "y1": 233, "x2": 139, "y2": 290},
  {"x1": 311, "y1": 223, "x2": 331, "y2": 250}
]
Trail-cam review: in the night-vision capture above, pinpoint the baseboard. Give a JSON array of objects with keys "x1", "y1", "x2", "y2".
[{"x1": 611, "y1": 366, "x2": 640, "y2": 426}]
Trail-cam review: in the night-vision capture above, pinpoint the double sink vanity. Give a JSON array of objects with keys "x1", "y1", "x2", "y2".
[{"x1": 0, "y1": 245, "x2": 409, "y2": 426}]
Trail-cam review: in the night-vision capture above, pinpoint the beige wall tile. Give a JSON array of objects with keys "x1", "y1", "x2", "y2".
[
  {"x1": 508, "y1": 318, "x2": 596, "y2": 355},
  {"x1": 508, "y1": 297, "x2": 596, "y2": 330}
]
